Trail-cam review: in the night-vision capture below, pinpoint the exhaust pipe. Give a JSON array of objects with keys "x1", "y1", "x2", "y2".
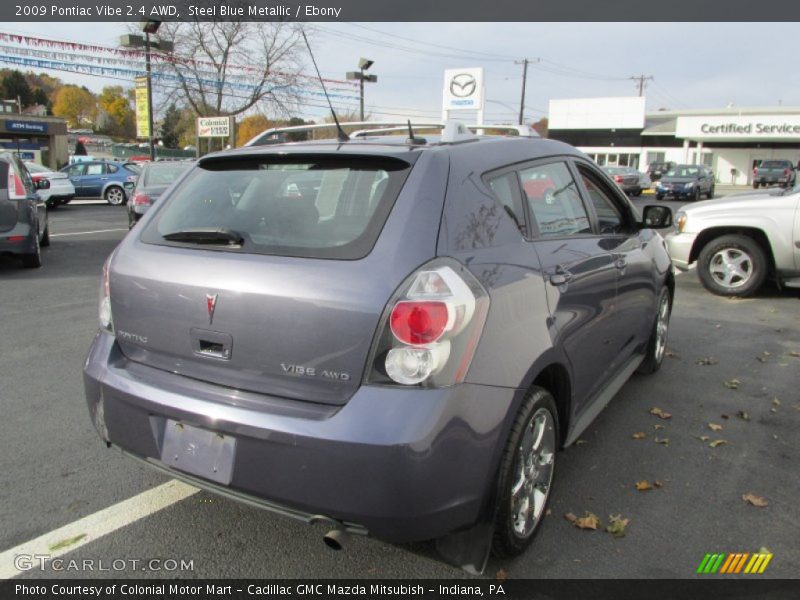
[{"x1": 323, "y1": 528, "x2": 349, "y2": 551}]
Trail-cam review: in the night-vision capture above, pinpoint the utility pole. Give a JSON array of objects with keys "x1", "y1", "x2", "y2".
[
  {"x1": 630, "y1": 74, "x2": 653, "y2": 97},
  {"x1": 515, "y1": 58, "x2": 539, "y2": 125}
]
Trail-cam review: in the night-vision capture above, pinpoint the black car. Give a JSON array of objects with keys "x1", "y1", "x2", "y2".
[
  {"x1": 647, "y1": 161, "x2": 675, "y2": 182},
  {"x1": 656, "y1": 164, "x2": 715, "y2": 201},
  {"x1": 127, "y1": 160, "x2": 193, "y2": 228},
  {"x1": 0, "y1": 153, "x2": 50, "y2": 268}
]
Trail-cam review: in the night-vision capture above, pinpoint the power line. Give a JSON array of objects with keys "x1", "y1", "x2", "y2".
[{"x1": 630, "y1": 74, "x2": 654, "y2": 97}]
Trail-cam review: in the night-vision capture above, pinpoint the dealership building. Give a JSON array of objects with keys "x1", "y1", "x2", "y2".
[
  {"x1": 0, "y1": 107, "x2": 69, "y2": 168},
  {"x1": 547, "y1": 97, "x2": 800, "y2": 185}
]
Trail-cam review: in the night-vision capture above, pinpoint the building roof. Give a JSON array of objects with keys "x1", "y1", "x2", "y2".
[{"x1": 646, "y1": 105, "x2": 800, "y2": 118}]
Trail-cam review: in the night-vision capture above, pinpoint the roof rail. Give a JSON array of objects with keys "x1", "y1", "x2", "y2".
[{"x1": 246, "y1": 120, "x2": 539, "y2": 146}]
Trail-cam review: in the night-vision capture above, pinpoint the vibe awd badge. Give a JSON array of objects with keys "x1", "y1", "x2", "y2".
[{"x1": 280, "y1": 364, "x2": 351, "y2": 381}]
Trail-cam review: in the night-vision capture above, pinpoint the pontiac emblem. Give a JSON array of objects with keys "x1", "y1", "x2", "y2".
[{"x1": 206, "y1": 293, "x2": 218, "y2": 324}]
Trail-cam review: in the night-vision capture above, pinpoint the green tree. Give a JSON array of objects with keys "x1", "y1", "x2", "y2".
[
  {"x1": 2, "y1": 70, "x2": 33, "y2": 107},
  {"x1": 160, "y1": 103, "x2": 182, "y2": 148}
]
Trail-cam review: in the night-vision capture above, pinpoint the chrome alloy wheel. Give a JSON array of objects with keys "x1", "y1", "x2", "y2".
[
  {"x1": 105, "y1": 187, "x2": 125, "y2": 206},
  {"x1": 510, "y1": 408, "x2": 555, "y2": 538},
  {"x1": 709, "y1": 248, "x2": 753, "y2": 290},
  {"x1": 654, "y1": 293, "x2": 670, "y2": 363}
]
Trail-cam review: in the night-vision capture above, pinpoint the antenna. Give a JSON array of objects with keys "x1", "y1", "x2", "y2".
[
  {"x1": 301, "y1": 30, "x2": 349, "y2": 142},
  {"x1": 405, "y1": 119, "x2": 426, "y2": 145}
]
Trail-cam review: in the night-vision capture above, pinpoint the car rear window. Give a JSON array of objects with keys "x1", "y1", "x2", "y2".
[
  {"x1": 759, "y1": 160, "x2": 790, "y2": 169},
  {"x1": 143, "y1": 163, "x2": 192, "y2": 187},
  {"x1": 140, "y1": 155, "x2": 412, "y2": 260}
]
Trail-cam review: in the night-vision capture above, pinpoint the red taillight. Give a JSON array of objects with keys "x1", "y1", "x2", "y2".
[
  {"x1": 614, "y1": 175, "x2": 623, "y2": 182},
  {"x1": 6, "y1": 236, "x2": 25, "y2": 242},
  {"x1": 31, "y1": 174, "x2": 44, "y2": 183},
  {"x1": 131, "y1": 192, "x2": 151, "y2": 206},
  {"x1": 390, "y1": 301, "x2": 450, "y2": 345},
  {"x1": 7, "y1": 169, "x2": 25, "y2": 199},
  {"x1": 784, "y1": 168, "x2": 790, "y2": 176}
]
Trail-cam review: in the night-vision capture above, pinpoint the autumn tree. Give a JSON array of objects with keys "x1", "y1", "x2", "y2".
[
  {"x1": 98, "y1": 86, "x2": 134, "y2": 138},
  {"x1": 53, "y1": 85, "x2": 97, "y2": 128},
  {"x1": 154, "y1": 21, "x2": 306, "y2": 118},
  {"x1": 236, "y1": 115, "x2": 273, "y2": 147}
]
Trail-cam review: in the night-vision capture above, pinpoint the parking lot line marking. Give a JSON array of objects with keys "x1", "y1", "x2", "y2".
[
  {"x1": 51, "y1": 228, "x2": 128, "y2": 237},
  {"x1": 0, "y1": 479, "x2": 197, "y2": 579}
]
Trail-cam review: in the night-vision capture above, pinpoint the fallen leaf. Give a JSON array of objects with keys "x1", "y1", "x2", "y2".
[
  {"x1": 653, "y1": 424, "x2": 665, "y2": 430},
  {"x1": 772, "y1": 398, "x2": 781, "y2": 407},
  {"x1": 721, "y1": 414, "x2": 730, "y2": 419},
  {"x1": 770, "y1": 408, "x2": 777, "y2": 413},
  {"x1": 696, "y1": 435, "x2": 710, "y2": 441},
  {"x1": 575, "y1": 439, "x2": 588, "y2": 446},
  {"x1": 665, "y1": 350, "x2": 680, "y2": 359},
  {"x1": 654, "y1": 480, "x2": 664, "y2": 488},
  {"x1": 715, "y1": 324, "x2": 722, "y2": 329},
  {"x1": 564, "y1": 512, "x2": 577, "y2": 524},
  {"x1": 724, "y1": 379, "x2": 740, "y2": 389},
  {"x1": 756, "y1": 356, "x2": 769, "y2": 363},
  {"x1": 708, "y1": 423, "x2": 723, "y2": 432},
  {"x1": 606, "y1": 514, "x2": 630, "y2": 538},
  {"x1": 737, "y1": 410, "x2": 751, "y2": 421},
  {"x1": 575, "y1": 512, "x2": 601, "y2": 530},
  {"x1": 632, "y1": 432, "x2": 646, "y2": 440},
  {"x1": 696, "y1": 357, "x2": 719, "y2": 366},
  {"x1": 709, "y1": 439, "x2": 727, "y2": 448},
  {"x1": 545, "y1": 509, "x2": 552, "y2": 516},
  {"x1": 635, "y1": 480, "x2": 653, "y2": 491},
  {"x1": 650, "y1": 407, "x2": 672, "y2": 420},
  {"x1": 654, "y1": 437, "x2": 669, "y2": 446},
  {"x1": 496, "y1": 568, "x2": 508, "y2": 582},
  {"x1": 762, "y1": 351, "x2": 772, "y2": 356},
  {"x1": 759, "y1": 546, "x2": 771, "y2": 555},
  {"x1": 49, "y1": 534, "x2": 87, "y2": 551},
  {"x1": 742, "y1": 493, "x2": 768, "y2": 507},
  {"x1": 789, "y1": 351, "x2": 800, "y2": 358}
]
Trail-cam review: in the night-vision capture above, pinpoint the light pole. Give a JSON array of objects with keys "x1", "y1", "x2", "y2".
[
  {"x1": 120, "y1": 21, "x2": 173, "y2": 161},
  {"x1": 346, "y1": 58, "x2": 377, "y2": 121}
]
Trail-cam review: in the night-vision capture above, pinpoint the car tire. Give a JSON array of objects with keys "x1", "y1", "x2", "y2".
[
  {"x1": 636, "y1": 288, "x2": 671, "y2": 375},
  {"x1": 656, "y1": 194, "x2": 664, "y2": 201},
  {"x1": 61, "y1": 196, "x2": 73, "y2": 205},
  {"x1": 21, "y1": 227, "x2": 42, "y2": 268},
  {"x1": 753, "y1": 182, "x2": 760, "y2": 189},
  {"x1": 707, "y1": 186, "x2": 715, "y2": 199},
  {"x1": 40, "y1": 225, "x2": 50, "y2": 247},
  {"x1": 104, "y1": 186, "x2": 126, "y2": 206},
  {"x1": 634, "y1": 188, "x2": 642, "y2": 197},
  {"x1": 692, "y1": 187, "x2": 700, "y2": 202},
  {"x1": 492, "y1": 386, "x2": 558, "y2": 558},
  {"x1": 697, "y1": 234, "x2": 768, "y2": 297}
]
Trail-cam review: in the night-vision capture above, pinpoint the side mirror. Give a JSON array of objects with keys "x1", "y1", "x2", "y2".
[
  {"x1": 641, "y1": 205, "x2": 673, "y2": 229},
  {"x1": 35, "y1": 178, "x2": 50, "y2": 190}
]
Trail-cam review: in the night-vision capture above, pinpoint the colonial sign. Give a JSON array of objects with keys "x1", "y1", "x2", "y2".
[{"x1": 197, "y1": 117, "x2": 232, "y2": 138}]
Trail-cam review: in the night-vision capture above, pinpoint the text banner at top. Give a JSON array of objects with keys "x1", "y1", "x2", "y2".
[{"x1": 4, "y1": 0, "x2": 800, "y2": 22}]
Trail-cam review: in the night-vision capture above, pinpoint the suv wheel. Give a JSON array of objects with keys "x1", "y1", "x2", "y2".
[
  {"x1": 697, "y1": 234, "x2": 767, "y2": 297},
  {"x1": 492, "y1": 387, "x2": 558, "y2": 558},
  {"x1": 707, "y1": 185, "x2": 715, "y2": 199},
  {"x1": 692, "y1": 187, "x2": 700, "y2": 202},
  {"x1": 21, "y1": 227, "x2": 42, "y2": 268},
  {"x1": 40, "y1": 224, "x2": 50, "y2": 247},
  {"x1": 105, "y1": 186, "x2": 126, "y2": 206},
  {"x1": 753, "y1": 182, "x2": 760, "y2": 189},
  {"x1": 637, "y1": 288, "x2": 671, "y2": 374}
]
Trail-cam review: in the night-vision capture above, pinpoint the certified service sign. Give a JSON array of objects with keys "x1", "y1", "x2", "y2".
[{"x1": 443, "y1": 68, "x2": 485, "y2": 112}]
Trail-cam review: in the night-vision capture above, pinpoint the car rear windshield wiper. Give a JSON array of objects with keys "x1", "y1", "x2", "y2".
[{"x1": 162, "y1": 227, "x2": 244, "y2": 246}]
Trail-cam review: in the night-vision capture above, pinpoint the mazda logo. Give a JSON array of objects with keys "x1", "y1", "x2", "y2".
[{"x1": 449, "y1": 73, "x2": 477, "y2": 98}]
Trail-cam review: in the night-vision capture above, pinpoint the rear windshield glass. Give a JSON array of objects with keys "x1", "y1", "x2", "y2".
[
  {"x1": 143, "y1": 163, "x2": 192, "y2": 187},
  {"x1": 140, "y1": 155, "x2": 412, "y2": 260},
  {"x1": 759, "y1": 161, "x2": 790, "y2": 169}
]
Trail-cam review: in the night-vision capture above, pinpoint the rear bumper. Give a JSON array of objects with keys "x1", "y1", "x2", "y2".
[
  {"x1": 0, "y1": 222, "x2": 36, "y2": 255},
  {"x1": 83, "y1": 332, "x2": 517, "y2": 542}
]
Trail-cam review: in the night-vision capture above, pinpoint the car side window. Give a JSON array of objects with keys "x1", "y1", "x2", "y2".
[
  {"x1": 519, "y1": 162, "x2": 590, "y2": 237},
  {"x1": 107, "y1": 164, "x2": 119, "y2": 174},
  {"x1": 486, "y1": 172, "x2": 526, "y2": 235},
  {"x1": 578, "y1": 167, "x2": 629, "y2": 235},
  {"x1": 68, "y1": 164, "x2": 85, "y2": 177},
  {"x1": 85, "y1": 163, "x2": 105, "y2": 176}
]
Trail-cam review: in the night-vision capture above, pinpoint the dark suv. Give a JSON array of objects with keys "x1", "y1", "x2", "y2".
[
  {"x1": 0, "y1": 153, "x2": 50, "y2": 268},
  {"x1": 83, "y1": 124, "x2": 674, "y2": 571}
]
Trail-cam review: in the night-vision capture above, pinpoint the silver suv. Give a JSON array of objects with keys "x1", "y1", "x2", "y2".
[{"x1": 84, "y1": 123, "x2": 674, "y2": 571}]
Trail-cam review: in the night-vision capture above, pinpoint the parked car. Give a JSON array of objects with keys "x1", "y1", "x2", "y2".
[
  {"x1": 647, "y1": 161, "x2": 675, "y2": 182},
  {"x1": 752, "y1": 159, "x2": 796, "y2": 189},
  {"x1": 60, "y1": 160, "x2": 140, "y2": 205},
  {"x1": 666, "y1": 185, "x2": 800, "y2": 296},
  {"x1": 128, "y1": 160, "x2": 193, "y2": 228},
  {"x1": 0, "y1": 153, "x2": 49, "y2": 268},
  {"x1": 656, "y1": 164, "x2": 715, "y2": 201},
  {"x1": 83, "y1": 124, "x2": 675, "y2": 570},
  {"x1": 603, "y1": 166, "x2": 646, "y2": 196},
  {"x1": 24, "y1": 162, "x2": 76, "y2": 208}
]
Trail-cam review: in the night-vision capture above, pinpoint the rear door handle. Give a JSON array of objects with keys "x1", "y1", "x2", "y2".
[{"x1": 549, "y1": 266, "x2": 573, "y2": 286}]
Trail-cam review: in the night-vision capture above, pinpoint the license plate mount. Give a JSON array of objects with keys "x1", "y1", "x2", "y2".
[{"x1": 161, "y1": 420, "x2": 236, "y2": 485}]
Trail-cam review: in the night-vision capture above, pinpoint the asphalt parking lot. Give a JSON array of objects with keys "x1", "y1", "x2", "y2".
[{"x1": 0, "y1": 202, "x2": 798, "y2": 580}]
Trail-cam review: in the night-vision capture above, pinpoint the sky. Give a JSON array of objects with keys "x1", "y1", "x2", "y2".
[{"x1": 1, "y1": 21, "x2": 799, "y2": 123}]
